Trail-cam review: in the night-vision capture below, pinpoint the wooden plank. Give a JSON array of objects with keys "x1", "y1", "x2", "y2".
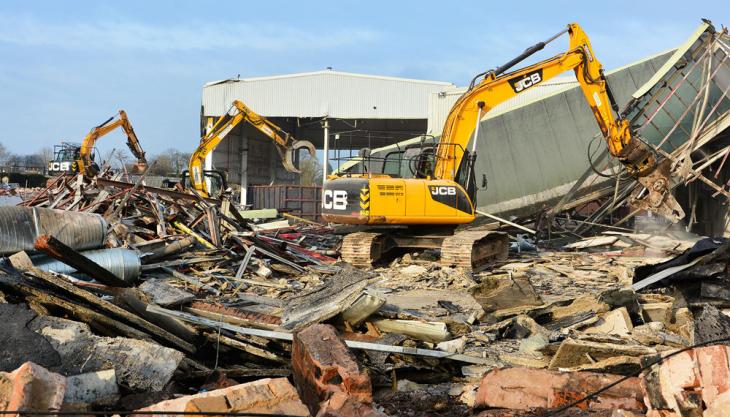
[
  {"x1": 141, "y1": 255, "x2": 226, "y2": 270},
  {"x1": 185, "y1": 306, "x2": 280, "y2": 331},
  {"x1": 148, "y1": 305, "x2": 495, "y2": 365},
  {"x1": 23, "y1": 268, "x2": 196, "y2": 353},
  {"x1": 117, "y1": 288, "x2": 200, "y2": 343},
  {"x1": 236, "y1": 208, "x2": 279, "y2": 219},
  {"x1": 172, "y1": 221, "x2": 216, "y2": 249},
  {"x1": 161, "y1": 266, "x2": 220, "y2": 295},
  {"x1": 204, "y1": 332, "x2": 286, "y2": 363},
  {"x1": 34, "y1": 235, "x2": 130, "y2": 287}
]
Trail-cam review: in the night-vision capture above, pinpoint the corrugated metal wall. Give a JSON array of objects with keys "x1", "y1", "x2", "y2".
[{"x1": 202, "y1": 71, "x2": 454, "y2": 119}]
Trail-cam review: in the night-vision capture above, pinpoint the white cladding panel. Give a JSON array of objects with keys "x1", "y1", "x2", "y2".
[{"x1": 202, "y1": 71, "x2": 455, "y2": 119}]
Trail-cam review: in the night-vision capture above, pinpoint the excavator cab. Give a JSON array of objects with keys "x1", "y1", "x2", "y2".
[{"x1": 48, "y1": 142, "x2": 99, "y2": 175}]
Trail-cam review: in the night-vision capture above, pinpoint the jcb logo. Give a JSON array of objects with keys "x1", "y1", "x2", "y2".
[
  {"x1": 48, "y1": 162, "x2": 71, "y2": 172},
  {"x1": 509, "y1": 69, "x2": 543, "y2": 93},
  {"x1": 323, "y1": 190, "x2": 348, "y2": 210},
  {"x1": 430, "y1": 186, "x2": 456, "y2": 196}
]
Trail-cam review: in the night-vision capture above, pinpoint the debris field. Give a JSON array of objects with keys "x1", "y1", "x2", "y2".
[
  {"x1": 0, "y1": 173, "x2": 727, "y2": 417},
  {"x1": 1, "y1": 18, "x2": 730, "y2": 417}
]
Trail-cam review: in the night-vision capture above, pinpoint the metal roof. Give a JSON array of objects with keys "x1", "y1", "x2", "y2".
[{"x1": 202, "y1": 70, "x2": 455, "y2": 119}]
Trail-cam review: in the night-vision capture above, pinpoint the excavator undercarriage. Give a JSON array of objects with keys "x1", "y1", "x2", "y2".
[{"x1": 339, "y1": 227, "x2": 508, "y2": 271}]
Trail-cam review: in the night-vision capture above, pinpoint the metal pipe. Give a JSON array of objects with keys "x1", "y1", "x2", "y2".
[
  {"x1": 31, "y1": 247, "x2": 141, "y2": 284},
  {"x1": 493, "y1": 27, "x2": 569, "y2": 76},
  {"x1": 0, "y1": 207, "x2": 107, "y2": 255}
]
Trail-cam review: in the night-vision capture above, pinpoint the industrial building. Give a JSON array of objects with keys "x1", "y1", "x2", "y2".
[{"x1": 202, "y1": 70, "x2": 455, "y2": 204}]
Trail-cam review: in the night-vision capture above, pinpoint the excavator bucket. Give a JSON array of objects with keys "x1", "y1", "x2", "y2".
[
  {"x1": 281, "y1": 140, "x2": 317, "y2": 173},
  {"x1": 130, "y1": 162, "x2": 148, "y2": 174},
  {"x1": 630, "y1": 159, "x2": 685, "y2": 223}
]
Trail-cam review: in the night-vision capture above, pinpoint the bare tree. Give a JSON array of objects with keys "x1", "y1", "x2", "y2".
[
  {"x1": 166, "y1": 148, "x2": 191, "y2": 174},
  {"x1": 148, "y1": 153, "x2": 174, "y2": 175},
  {"x1": 298, "y1": 154, "x2": 324, "y2": 186},
  {"x1": 37, "y1": 146, "x2": 54, "y2": 174},
  {"x1": 0, "y1": 143, "x2": 9, "y2": 164}
]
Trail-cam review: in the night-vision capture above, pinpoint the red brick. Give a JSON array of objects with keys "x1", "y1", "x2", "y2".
[
  {"x1": 705, "y1": 390, "x2": 730, "y2": 417},
  {"x1": 0, "y1": 362, "x2": 66, "y2": 414},
  {"x1": 695, "y1": 344, "x2": 730, "y2": 405},
  {"x1": 292, "y1": 324, "x2": 372, "y2": 415},
  {"x1": 317, "y1": 392, "x2": 386, "y2": 417},
  {"x1": 133, "y1": 377, "x2": 309, "y2": 417},
  {"x1": 640, "y1": 345, "x2": 730, "y2": 416},
  {"x1": 475, "y1": 367, "x2": 644, "y2": 411}
]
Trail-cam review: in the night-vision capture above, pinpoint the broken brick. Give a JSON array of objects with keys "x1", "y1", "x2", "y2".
[
  {"x1": 292, "y1": 324, "x2": 372, "y2": 416},
  {"x1": 475, "y1": 367, "x2": 645, "y2": 411},
  {"x1": 0, "y1": 362, "x2": 66, "y2": 413},
  {"x1": 704, "y1": 390, "x2": 730, "y2": 417},
  {"x1": 318, "y1": 392, "x2": 386, "y2": 417},
  {"x1": 641, "y1": 345, "x2": 730, "y2": 416},
  {"x1": 133, "y1": 377, "x2": 309, "y2": 417}
]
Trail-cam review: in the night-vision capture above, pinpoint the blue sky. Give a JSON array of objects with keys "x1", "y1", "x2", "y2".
[{"x1": 0, "y1": 0, "x2": 727, "y2": 158}]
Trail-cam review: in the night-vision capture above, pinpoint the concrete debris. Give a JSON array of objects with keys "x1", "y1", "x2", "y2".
[
  {"x1": 548, "y1": 338, "x2": 656, "y2": 374},
  {"x1": 138, "y1": 278, "x2": 196, "y2": 307},
  {"x1": 31, "y1": 316, "x2": 184, "y2": 391},
  {"x1": 582, "y1": 307, "x2": 633, "y2": 336},
  {"x1": 64, "y1": 369, "x2": 119, "y2": 407}
]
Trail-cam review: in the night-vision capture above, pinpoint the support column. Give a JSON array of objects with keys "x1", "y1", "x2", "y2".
[
  {"x1": 322, "y1": 118, "x2": 329, "y2": 187},
  {"x1": 240, "y1": 133, "x2": 248, "y2": 205}
]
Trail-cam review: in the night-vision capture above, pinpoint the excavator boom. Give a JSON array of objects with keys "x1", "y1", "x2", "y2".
[
  {"x1": 77, "y1": 110, "x2": 148, "y2": 176},
  {"x1": 434, "y1": 23, "x2": 683, "y2": 221},
  {"x1": 188, "y1": 100, "x2": 316, "y2": 197}
]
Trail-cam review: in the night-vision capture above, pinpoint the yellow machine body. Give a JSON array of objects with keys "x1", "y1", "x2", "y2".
[{"x1": 322, "y1": 176, "x2": 475, "y2": 225}]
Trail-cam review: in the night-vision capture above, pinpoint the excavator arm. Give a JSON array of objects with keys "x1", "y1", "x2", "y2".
[
  {"x1": 78, "y1": 110, "x2": 148, "y2": 175},
  {"x1": 435, "y1": 23, "x2": 683, "y2": 221},
  {"x1": 188, "y1": 100, "x2": 316, "y2": 197}
]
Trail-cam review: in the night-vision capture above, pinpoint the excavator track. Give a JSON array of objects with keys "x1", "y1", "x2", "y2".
[
  {"x1": 440, "y1": 230, "x2": 509, "y2": 271},
  {"x1": 340, "y1": 232, "x2": 386, "y2": 268}
]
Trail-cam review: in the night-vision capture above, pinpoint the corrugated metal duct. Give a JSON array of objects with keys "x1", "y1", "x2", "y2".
[
  {"x1": 0, "y1": 207, "x2": 108, "y2": 255},
  {"x1": 32, "y1": 248, "x2": 140, "y2": 284}
]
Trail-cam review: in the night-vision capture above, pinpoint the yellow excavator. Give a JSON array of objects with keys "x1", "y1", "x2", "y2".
[
  {"x1": 48, "y1": 110, "x2": 147, "y2": 176},
  {"x1": 323, "y1": 23, "x2": 684, "y2": 269},
  {"x1": 186, "y1": 99, "x2": 317, "y2": 198}
]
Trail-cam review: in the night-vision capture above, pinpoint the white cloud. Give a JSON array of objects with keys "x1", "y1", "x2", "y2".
[{"x1": 0, "y1": 15, "x2": 380, "y2": 52}]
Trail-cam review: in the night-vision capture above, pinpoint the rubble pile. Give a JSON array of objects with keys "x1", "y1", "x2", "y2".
[{"x1": 0, "y1": 174, "x2": 728, "y2": 416}]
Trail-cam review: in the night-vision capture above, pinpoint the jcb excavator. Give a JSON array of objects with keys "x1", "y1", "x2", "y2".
[
  {"x1": 322, "y1": 23, "x2": 684, "y2": 269},
  {"x1": 47, "y1": 110, "x2": 147, "y2": 176},
  {"x1": 186, "y1": 99, "x2": 316, "y2": 198}
]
